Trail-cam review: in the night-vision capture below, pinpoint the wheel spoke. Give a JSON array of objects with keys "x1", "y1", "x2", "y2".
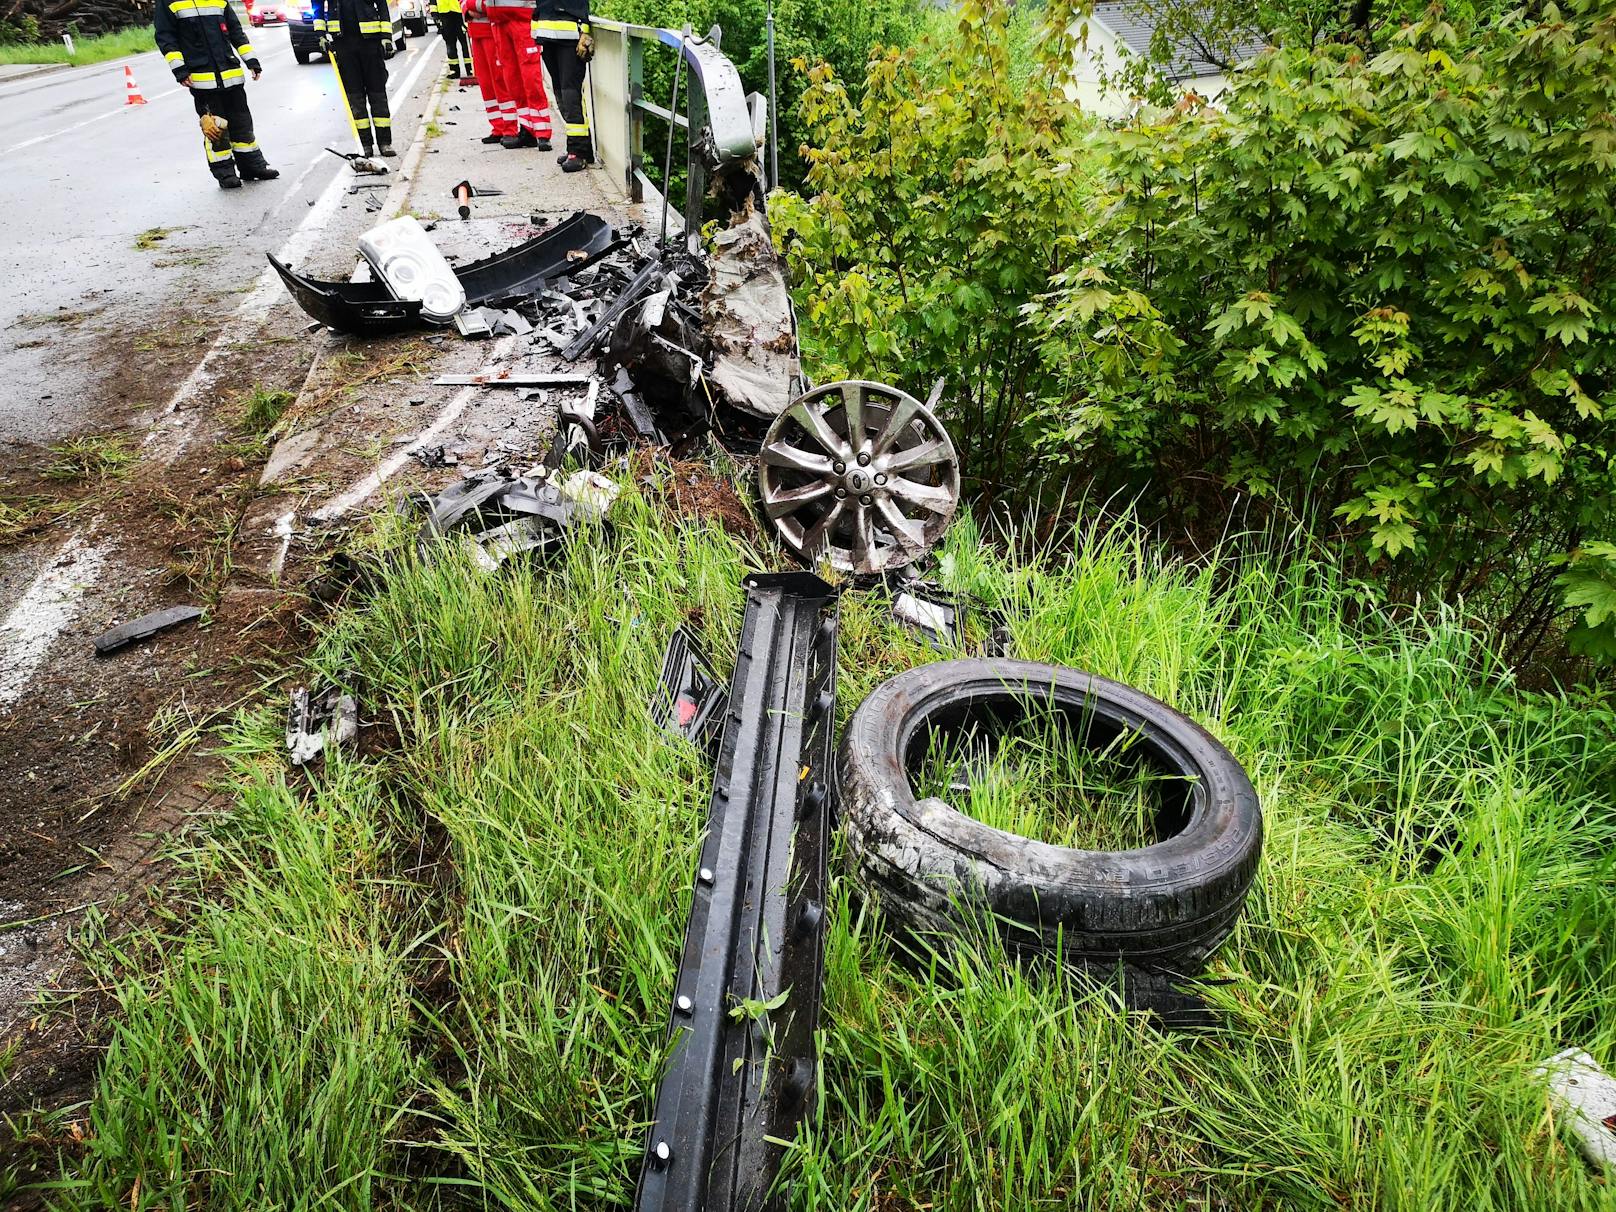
[
  {"x1": 840, "y1": 381, "x2": 867, "y2": 448},
  {"x1": 763, "y1": 480, "x2": 835, "y2": 519},
  {"x1": 888, "y1": 476, "x2": 955, "y2": 515},
  {"x1": 883, "y1": 438, "x2": 951, "y2": 475},
  {"x1": 803, "y1": 498, "x2": 847, "y2": 558},
  {"x1": 870, "y1": 393, "x2": 921, "y2": 456},
  {"x1": 851, "y1": 501, "x2": 877, "y2": 571},
  {"x1": 875, "y1": 497, "x2": 927, "y2": 554},
  {"x1": 761, "y1": 440, "x2": 834, "y2": 477},
  {"x1": 790, "y1": 399, "x2": 848, "y2": 458}
]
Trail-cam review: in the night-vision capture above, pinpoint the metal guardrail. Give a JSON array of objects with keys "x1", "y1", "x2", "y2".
[{"x1": 589, "y1": 19, "x2": 768, "y2": 235}]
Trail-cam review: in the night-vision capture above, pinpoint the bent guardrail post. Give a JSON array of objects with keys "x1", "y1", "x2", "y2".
[
  {"x1": 590, "y1": 20, "x2": 765, "y2": 229},
  {"x1": 635, "y1": 572, "x2": 838, "y2": 1212}
]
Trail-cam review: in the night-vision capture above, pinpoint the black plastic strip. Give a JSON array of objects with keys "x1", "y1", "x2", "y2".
[{"x1": 635, "y1": 572, "x2": 838, "y2": 1212}]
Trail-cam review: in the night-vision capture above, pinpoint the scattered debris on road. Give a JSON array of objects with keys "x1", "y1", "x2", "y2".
[
  {"x1": 286, "y1": 684, "x2": 359, "y2": 766},
  {"x1": 92, "y1": 605, "x2": 204, "y2": 656},
  {"x1": 414, "y1": 466, "x2": 619, "y2": 570}
]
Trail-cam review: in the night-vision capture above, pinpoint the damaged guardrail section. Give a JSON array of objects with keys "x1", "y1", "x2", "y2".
[{"x1": 636, "y1": 572, "x2": 838, "y2": 1212}]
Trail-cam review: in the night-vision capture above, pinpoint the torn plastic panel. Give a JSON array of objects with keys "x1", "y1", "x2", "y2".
[
  {"x1": 267, "y1": 255, "x2": 425, "y2": 336},
  {"x1": 635, "y1": 572, "x2": 837, "y2": 1212},
  {"x1": 651, "y1": 625, "x2": 728, "y2": 760},
  {"x1": 271, "y1": 212, "x2": 614, "y2": 334},
  {"x1": 455, "y1": 211, "x2": 615, "y2": 307}
]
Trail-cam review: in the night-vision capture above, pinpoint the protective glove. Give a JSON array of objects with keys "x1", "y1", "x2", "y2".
[
  {"x1": 200, "y1": 110, "x2": 230, "y2": 146},
  {"x1": 575, "y1": 30, "x2": 593, "y2": 61}
]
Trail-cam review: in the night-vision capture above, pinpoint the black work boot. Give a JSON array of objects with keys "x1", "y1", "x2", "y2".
[
  {"x1": 240, "y1": 161, "x2": 280, "y2": 181},
  {"x1": 502, "y1": 129, "x2": 537, "y2": 149},
  {"x1": 217, "y1": 174, "x2": 242, "y2": 190},
  {"x1": 560, "y1": 154, "x2": 586, "y2": 173},
  {"x1": 536, "y1": 138, "x2": 551, "y2": 151},
  {"x1": 379, "y1": 142, "x2": 396, "y2": 157},
  {"x1": 481, "y1": 133, "x2": 503, "y2": 144},
  {"x1": 360, "y1": 139, "x2": 375, "y2": 158}
]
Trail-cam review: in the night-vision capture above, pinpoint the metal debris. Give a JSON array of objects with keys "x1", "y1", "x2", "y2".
[
  {"x1": 1538, "y1": 1048, "x2": 1616, "y2": 1171},
  {"x1": 701, "y1": 209, "x2": 799, "y2": 418},
  {"x1": 415, "y1": 467, "x2": 618, "y2": 569},
  {"x1": 891, "y1": 587, "x2": 960, "y2": 648},
  {"x1": 286, "y1": 684, "x2": 359, "y2": 766},
  {"x1": 433, "y1": 371, "x2": 591, "y2": 387},
  {"x1": 92, "y1": 605, "x2": 204, "y2": 656}
]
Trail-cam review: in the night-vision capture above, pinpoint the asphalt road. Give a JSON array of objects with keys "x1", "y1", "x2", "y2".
[{"x1": 0, "y1": 25, "x2": 440, "y2": 444}]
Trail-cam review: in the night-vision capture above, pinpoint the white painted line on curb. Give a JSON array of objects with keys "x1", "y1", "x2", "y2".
[
  {"x1": 310, "y1": 336, "x2": 517, "y2": 522},
  {"x1": 0, "y1": 534, "x2": 110, "y2": 708}
]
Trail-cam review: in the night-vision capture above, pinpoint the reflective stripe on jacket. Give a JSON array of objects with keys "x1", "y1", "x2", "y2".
[
  {"x1": 312, "y1": 0, "x2": 392, "y2": 38},
  {"x1": 531, "y1": 0, "x2": 586, "y2": 23},
  {"x1": 154, "y1": 0, "x2": 259, "y2": 86},
  {"x1": 531, "y1": 16, "x2": 585, "y2": 39}
]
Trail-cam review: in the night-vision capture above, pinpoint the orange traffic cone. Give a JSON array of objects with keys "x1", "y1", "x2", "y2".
[{"x1": 124, "y1": 65, "x2": 146, "y2": 106}]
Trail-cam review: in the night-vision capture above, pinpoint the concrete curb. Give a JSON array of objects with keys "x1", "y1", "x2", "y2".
[{"x1": 0, "y1": 62, "x2": 70, "y2": 84}]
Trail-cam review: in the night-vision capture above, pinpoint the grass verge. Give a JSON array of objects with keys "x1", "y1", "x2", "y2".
[
  {"x1": 44, "y1": 480, "x2": 1616, "y2": 1210},
  {"x1": 0, "y1": 27, "x2": 155, "y2": 67}
]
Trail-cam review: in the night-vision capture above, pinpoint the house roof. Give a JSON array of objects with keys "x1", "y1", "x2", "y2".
[{"x1": 1089, "y1": 2, "x2": 1268, "y2": 83}]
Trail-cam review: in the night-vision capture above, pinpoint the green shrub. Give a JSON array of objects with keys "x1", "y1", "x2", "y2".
[{"x1": 776, "y1": 0, "x2": 1616, "y2": 668}]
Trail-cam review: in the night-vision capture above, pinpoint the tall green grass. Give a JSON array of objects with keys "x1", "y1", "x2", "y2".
[
  {"x1": 0, "y1": 27, "x2": 154, "y2": 67},
  {"x1": 52, "y1": 487, "x2": 1616, "y2": 1210}
]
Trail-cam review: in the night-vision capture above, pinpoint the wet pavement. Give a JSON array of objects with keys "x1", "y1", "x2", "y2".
[{"x1": 0, "y1": 23, "x2": 436, "y2": 445}]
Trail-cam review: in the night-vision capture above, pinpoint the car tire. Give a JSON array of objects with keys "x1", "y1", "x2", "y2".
[
  {"x1": 407, "y1": 17, "x2": 427, "y2": 35},
  {"x1": 293, "y1": 45, "x2": 311, "y2": 62},
  {"x1": 839, "y1": 659, "x2": 1263, "y2": 972}
]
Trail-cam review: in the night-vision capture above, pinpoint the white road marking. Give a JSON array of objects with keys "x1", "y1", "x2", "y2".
[
  {"x1": 311, "y1": 337, "x2": 517, "y2": 522},
  {"x1": 0, "y1": 40, "x2": 442, "y2": 709},
  {"x1": 150, "y1": 39, "x2": 441, "y2": 452},
  {"x1": 0, "y1": 45, "x2": 295, "y2": 159},
  {"x1": 0, "y1": 534, "x2": 111, "y2": 708}
]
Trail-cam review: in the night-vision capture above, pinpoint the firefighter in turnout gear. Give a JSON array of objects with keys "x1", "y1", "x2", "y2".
[
  {"x1": 435, "y1": 0, "x2": 471, "y2": 79},
  {"x1": 154, "y1": 0, "x2": 280, "y2": 188},
  {"x1": 532, "y1": 0, "x2": 591, "y2": 171},
  {"x1": 485, "y1": 0, "x2": 551, "y2": 149},
  {"x1": 313, "y1": 0, "x2": 395, "y2": 156},
  {"x1": 463, "y1": 0, "x2": 510, "y2": 142}
]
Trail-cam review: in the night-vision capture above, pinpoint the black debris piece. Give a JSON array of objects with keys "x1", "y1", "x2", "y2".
[
  {"x1": 92, "y1": 605, "x2": 204, "y2": 656},
  {"x1": 410, "y1": 445, "x2": 459, "y2": 469},
  {"x1": 651, "y1": 625, "x2": 728, "y2": 760},
  {"x1": 635, "y1": 572, "x2": 838, "y2": 1212},
  {"x1": 268, "y1": 256, "x2": 424, "y2": 337}
]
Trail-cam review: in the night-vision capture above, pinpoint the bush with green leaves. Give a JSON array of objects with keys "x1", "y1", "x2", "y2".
[
  {"x1": 775, "y1": 0, "x2": 1616, "y2": 668},
  {"x1": 596, "y1": 0, "x2": 920, "y2": 190},
  {"x1": 770, "y1": 0, "x2": 1096, "y2": 482}
]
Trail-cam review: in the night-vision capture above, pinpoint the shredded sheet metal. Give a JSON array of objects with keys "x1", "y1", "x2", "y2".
[{"x1": 699, "y1": 210, "x2": 798, "y2": 418}]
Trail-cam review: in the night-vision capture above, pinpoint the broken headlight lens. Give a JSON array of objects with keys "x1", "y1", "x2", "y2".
[{"x1": 357, "y1": 216, "x2": 466, "y2": 325}]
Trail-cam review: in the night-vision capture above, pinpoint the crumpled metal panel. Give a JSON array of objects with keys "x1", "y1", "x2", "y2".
[
  {"x1": 701, "y1": 210, "x2": 798, "y2": 418},
  {"x1": 657, "y1": 28, "x2": 758, "y2": 168}
]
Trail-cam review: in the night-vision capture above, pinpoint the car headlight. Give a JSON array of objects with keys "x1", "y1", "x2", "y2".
[{"x1": 357, "y1": 216, "x2": 466, "y2": 324}]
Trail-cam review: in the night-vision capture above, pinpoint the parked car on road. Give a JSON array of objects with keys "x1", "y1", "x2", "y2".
[
  {"x1": 248, "y1": 0, "x2": 287, "y2": 25},
  {"x1": 399, "y1": 0, "x2": 428, "y2": 36},
  {"x1": 290, "y1": 0, "x2": 405, "y2": 61}
]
